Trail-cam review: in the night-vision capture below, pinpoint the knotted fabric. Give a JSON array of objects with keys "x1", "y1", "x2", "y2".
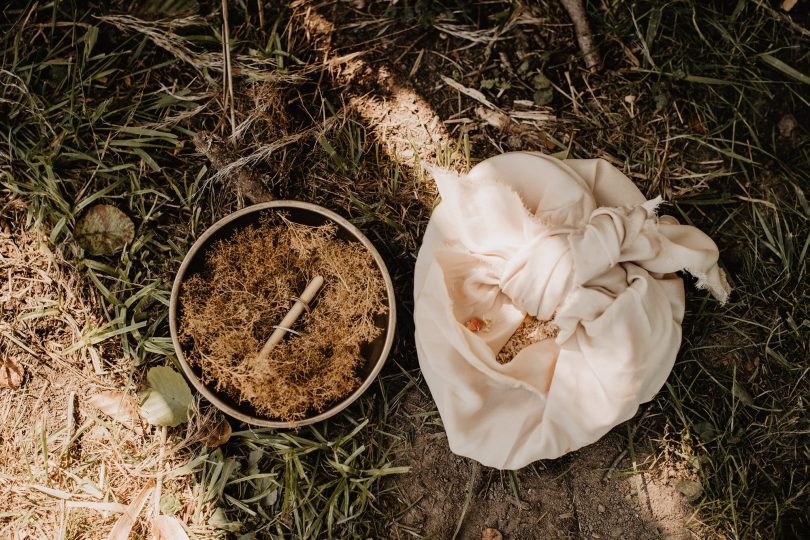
[{"x1": 414, "y1": 152, "x2": 730, "y2": 470}]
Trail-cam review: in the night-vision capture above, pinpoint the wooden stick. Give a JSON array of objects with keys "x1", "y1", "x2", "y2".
[
  {"x1": 257, "y1": 275, "x2": 324, "y2": 361},
  {"x1": 559, "y1": 0, "x2": 601, "y2": 71}
]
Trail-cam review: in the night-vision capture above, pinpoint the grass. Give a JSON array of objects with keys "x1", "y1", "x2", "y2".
[
  {"x1": 0, "y1": 1, "x2": 414, "y2": 537},
  {"x1": 586, "y1": 3, "x2": 809, "y2": 536},
  {"x1": 0, "y1": 0, "x2": 808, "y2": 538}
]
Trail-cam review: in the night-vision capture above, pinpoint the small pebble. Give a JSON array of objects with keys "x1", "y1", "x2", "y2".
[{"x1": 598, "y1": 504, "x2": 605, "y2": 513}]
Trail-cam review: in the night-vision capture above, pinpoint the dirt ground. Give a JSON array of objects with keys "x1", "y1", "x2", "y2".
[{"x1": 379, "y1": 390, "x2": 703, "y2": 540}]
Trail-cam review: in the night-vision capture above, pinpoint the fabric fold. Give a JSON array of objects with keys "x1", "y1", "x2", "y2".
[{"x1": 415, "y1": 152, "x2": 730, "y2": 469}]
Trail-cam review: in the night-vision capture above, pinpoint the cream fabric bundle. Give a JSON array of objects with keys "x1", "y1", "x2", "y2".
[{"x1": 414, "y1": 152, "x2": 730, "y2": 470}]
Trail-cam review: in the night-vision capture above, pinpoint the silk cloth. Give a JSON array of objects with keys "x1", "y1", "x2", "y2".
[{"x1": 413, "y1": 152, "x2": 730, "y2": 470}]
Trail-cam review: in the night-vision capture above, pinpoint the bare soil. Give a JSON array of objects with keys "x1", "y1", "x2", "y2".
[{"x1": 380, "y1": 391, "x2": 704, "y2": 540}]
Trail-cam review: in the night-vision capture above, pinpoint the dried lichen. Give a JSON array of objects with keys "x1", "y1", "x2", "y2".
[{"x1": 179, "y1": 215, "x2": 387, "y2": 422}]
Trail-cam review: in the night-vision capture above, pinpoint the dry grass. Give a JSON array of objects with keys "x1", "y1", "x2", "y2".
[{"x1": 0, "y1": 201, "x2": 224, "y2": 538}]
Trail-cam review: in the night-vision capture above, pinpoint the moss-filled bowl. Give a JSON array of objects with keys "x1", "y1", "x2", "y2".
[{"x1": 169, "y1": 201, "x2": 396, "y2": 427}]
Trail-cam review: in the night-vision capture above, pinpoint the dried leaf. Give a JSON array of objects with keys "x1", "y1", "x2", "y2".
[
  {"x1": 0, "y1": 357, "x2": 23, "y2": 388},
  {"x1": 88, "y1": 390, "x2": 141, "y2": 430},
  {"x1": 759, "y1": 53, "x2": 810, "y2": 86},
  {"x1": 74, "y1": 204, "x2": 135, "y2": 256},
  {"x1": 777, "y1": 115, "x2": 797, "y2": 139},
  {"x1": 482, "y1": 528, "x2": 503, "y2": 540},
  {"x1": 159, "y1": 493, "x2": 183, "y2": 515},
  {"x1": 152, "y1": 515, "x2": 191, "y2": 540},
  {"x1": 139, "y1": 366, "x2": 192, "y2": 427},
  {"x1": 675, "y1": 479, "x2": 703, "y2": 502},
  {"x1": 732, "y1": 380, "x2": 755, "y2": 407},
  {"x1": 26, "y1": 484, "x2": 78, "y2": 499},
  {"x1": 440, "y1": 75, "x2": 497, "y2": 110},
  {"x1": 201, "y1": 416, "x2": 232, "y2": 448},
  {"x1": 475, "y1": 106, "x2": 508, "y2": 129},
  {"x1": 693, "y1": 421, "x2": 717, "y2": 441},
  {"x1": 209, "y1": 507, "x2": 242, "y2": 532},
  {"x1": 66, "y1": 501, "x2": 127, "y2": 513},
  {"x1": 105, "y1": 482, "x2": 154, "y2": 540}
]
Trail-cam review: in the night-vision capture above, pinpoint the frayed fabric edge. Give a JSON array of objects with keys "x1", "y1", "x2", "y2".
[{"x1": 691, "y1": 267, "x2": 732, "y2": 304}]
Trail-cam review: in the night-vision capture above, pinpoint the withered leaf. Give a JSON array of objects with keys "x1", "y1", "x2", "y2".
[
  {"x1": 731, "y1": 380, "x2": 755, "y2": 407},
  {"x1": 531, "y1": 72, "x2": 553, "y2": 106},
  {"x1": 106, "y1": 482, "x2": 154, "y2": 540},
  {"x1": 675, "y1": 479, "x2": 704, "y2": 502},
  {"x1": 0, "y1": 358, "x2": 23, "y2": 389},
  {"x1": 152, "y1": 515, "x2": 191, "y2": 540},
  {"x1": 482, "y1": 528, "x2": 503, "y2": 540},
  {"x1": 74, "y1": 204, "x2": 135, "y2": 256},
  {"x1": 201, "y1": 416, "x2": 232, "y2": 448},
  {"x1": 87, "y1": 390, "x2": 141, "y2": 431}
]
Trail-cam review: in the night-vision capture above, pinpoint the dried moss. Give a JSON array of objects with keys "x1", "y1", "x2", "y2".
[
  {"x1": 497, "y1": 316, "x2": 559, "y2": 364},
  {"x1": 179, "y1": 215, "x2": 387, "y2": 422}
]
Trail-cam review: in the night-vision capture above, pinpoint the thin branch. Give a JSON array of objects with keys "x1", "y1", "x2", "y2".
[{"x1": 560, "y1": 0, "x2": 601, "y2": 71}]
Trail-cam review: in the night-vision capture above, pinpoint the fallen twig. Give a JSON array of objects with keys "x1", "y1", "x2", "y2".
[{"x1": 560, "y1": 0, "x2": 600, "y2": 71}]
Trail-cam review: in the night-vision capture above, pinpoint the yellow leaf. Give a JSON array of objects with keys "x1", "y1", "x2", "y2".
[{"x1": 88, "y1": 390, "x2": 142, "y2": 431}]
